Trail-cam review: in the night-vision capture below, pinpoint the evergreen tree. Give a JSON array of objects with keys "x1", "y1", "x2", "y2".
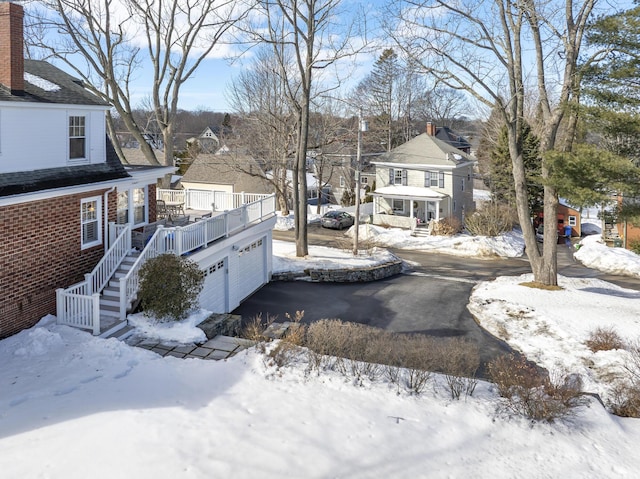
[
  {"x1": 353, "y1": 49, "x2": 407, "y2": 151},
  {"x1": 582, "y1": 3, "x2": 640, "y2": 166},
  {"x1": 486, "y1": 123, "x2": 543, "y2": 213}
]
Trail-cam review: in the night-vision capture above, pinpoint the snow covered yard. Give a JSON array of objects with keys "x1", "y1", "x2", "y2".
[
  {"x1": 2, "y1": 213, "x2": 640, "y2": 477},
  {"x1": 2, "y1": 305, "x2": 640, "y2": 478}
]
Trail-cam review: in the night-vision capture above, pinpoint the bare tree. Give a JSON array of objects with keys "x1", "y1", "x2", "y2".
[
  {"x1": 243, "y1": 0, "x2": 365, "y2": 257},
  {"x1": 387, "y1": 0, "x2": 600, "y2": 285},
  {"x1": 27, "y1": 0, "x2": 248, "y2": 168},
  {"x1": 227, "y1": 47, "x2": 297, "y2": 215},
  {"x1": 413, "y1": 86, "x2": 470, "y2": 128}
]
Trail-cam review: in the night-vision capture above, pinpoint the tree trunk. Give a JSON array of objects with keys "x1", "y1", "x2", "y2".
[{"x1": 295, "y1": 102, "x2": 309, "y2": 257}]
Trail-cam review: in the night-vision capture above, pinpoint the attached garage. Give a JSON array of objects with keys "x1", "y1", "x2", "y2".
[{"x1": 190, "y1": 217, "x2": 275, "y2": 314}]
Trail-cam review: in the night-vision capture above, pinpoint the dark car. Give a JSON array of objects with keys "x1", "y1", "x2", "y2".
[{"x1": 321, "y1": 211, "x2": 355, "y2": 230}]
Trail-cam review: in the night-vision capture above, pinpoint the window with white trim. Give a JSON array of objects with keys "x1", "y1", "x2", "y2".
[
  {"x1": 425, "y1": 171, "x2": 445, "y2": 188},
  {"x1": 133, "y1": 187, "x2": 147, "y2": 225},
  {"x1": 394, "y1": 169, "x2": 403, "y2": 185},
  {"x1": 425, "y1": 171, "x2": 438, "y2": 187},
  {"x1": 392, "y1": 199, "x2": 404, "y2": 212},
  {"x1": 69, "y1": 115, "x2": 86, "y2": 160},
  {"x1": 117, "y1": 191, "x2": 129, "y2": 224},
  {"x1": 361, "y1": 176, "x2": 368, "y2": 184},
  {"x1": 340, "y1": 176, "x2": 345, "y2": 187},
  {"x1": 568, "y1": 215, "x2": 577, "y2": 226},
  {"x1": 81, "y1": 197, "x2": 101, "y2": 249}
]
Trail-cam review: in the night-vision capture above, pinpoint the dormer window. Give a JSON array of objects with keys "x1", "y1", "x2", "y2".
[{"x1": 69, "y1": 115, "x2": 86, "y2": 160}]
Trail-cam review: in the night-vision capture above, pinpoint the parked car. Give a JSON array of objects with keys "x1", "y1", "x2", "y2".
[
  {"x1": 536, "y1": 224, "x2": 559, "y2": 243},
  {"x1": 321, "y1": 211, "x2": 355, "y2": 230}
]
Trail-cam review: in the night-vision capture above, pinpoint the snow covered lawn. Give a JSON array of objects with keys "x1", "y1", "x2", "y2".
[
  {"x1": 3, "y1": 212, "x2": 640, "y2": 477},
  {"x1": 3, "y1": 270, "x2": 640, "y2": 478}
]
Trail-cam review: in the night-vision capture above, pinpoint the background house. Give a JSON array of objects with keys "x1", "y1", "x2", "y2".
[
  {"x1": 0, "y1": 3, "x2": 172, "y2": 338},
  {"x1": 180, "y1": 153, "x2": 273, "y2": 195},
  {"x1": 186, "y1": 126, "x2": 232, "y2": 154},
  {"x1": 371, "y1": 123, "x2": 476, "y2": 230}
]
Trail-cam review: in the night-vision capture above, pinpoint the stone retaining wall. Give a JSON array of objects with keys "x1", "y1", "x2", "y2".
[{"x1": 271, "y1": 260, "x2": 403, "y2": 283}]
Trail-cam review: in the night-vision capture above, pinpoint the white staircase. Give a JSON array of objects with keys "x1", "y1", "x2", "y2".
[
  {"x1": 97, "y1": 252, "x2": 140, "y2": 339},
  {"x1": 412, "y1": 225, "x2": 432, "y2": 237}
]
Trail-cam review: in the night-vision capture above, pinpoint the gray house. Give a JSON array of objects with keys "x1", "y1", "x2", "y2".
[{"x1": 371, "y1": 124, "x2": 476, "y2": 230}]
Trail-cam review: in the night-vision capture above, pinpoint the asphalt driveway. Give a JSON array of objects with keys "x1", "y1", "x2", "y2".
[{"x1": 233, "y1": 270, "x2": 513, "y2": 370}]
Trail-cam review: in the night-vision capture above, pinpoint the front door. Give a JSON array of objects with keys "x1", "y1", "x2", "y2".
[{"x1": 426, "y1": 201, "x2": 437, "y2": 221}]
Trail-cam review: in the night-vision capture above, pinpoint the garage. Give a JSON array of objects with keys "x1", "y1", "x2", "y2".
[
  {"x1": 236, "y1": 237, "x2": 266, "y2": 301},
  {"x1": 200, "y1": 258, "x2": 228, "y2": 313}
]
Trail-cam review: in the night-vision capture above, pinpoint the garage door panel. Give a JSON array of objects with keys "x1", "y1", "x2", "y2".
[
  {"x1": 237, "y1": 238, "x2": 264, "y2": 300},
  {"x1": 200, "y1": 258, "x2": 227, "y2": 312}
]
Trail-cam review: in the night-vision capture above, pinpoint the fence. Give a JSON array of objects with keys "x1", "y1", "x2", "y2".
[{"x1": 157, "y1": 188, "x2": 272, "y2": 212}]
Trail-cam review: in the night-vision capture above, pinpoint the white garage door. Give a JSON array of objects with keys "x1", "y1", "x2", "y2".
[
  {"x1": 237, "y1": 238, "x2": 265, "y2": 301},
  {"x1": 200, "y1": 258, "x2": 227, "y2": 313}
]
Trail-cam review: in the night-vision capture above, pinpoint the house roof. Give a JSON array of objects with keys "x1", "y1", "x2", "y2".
[
  {"x1": 372, "y1": 133, "x2": 475, "y2": 168},
  {"x1": 0, "y1": 136, "x2": 129, "y2": 197},
  {"x1": 0, "y1": 60, "x2": 109, "y2": 106},
  {"x1": 180, "y1": 153, "x2": 273, "y2": 194},
  {"x1": 120, "y1": 148, "x2": 167, "y2": 166},
  {"x1": 435, "y1": 126, "x2": 473, "y2": 151}
]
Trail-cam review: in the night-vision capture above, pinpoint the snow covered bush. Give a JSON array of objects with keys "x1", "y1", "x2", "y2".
[{"x1": 138, "y1": 254, "x2": 204, "y2": 322}]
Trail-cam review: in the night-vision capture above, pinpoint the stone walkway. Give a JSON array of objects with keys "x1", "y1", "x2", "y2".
[{"x1": 126, "y1": 335, "x2": 256, "y2": 360}]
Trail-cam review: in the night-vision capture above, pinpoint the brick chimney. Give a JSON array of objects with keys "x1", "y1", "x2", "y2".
[
  {"x1": 0, "y1": 2, "x2": 24, "y2": 95},
  {"x1": 426, "y1": 122, "x2": 436, "y2": 136}
]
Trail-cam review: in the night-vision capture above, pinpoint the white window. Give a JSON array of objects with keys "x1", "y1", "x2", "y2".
[
  {"x1": 426, "y1": 171, "x2": 438, "y2": 187},
  {"x1": 340, "y1": 176, "x2": 345, "y2": 187},
  {"x1": 132, "y1": 187, "x2": 147, "y2": 225},
  {"x1": 117, "y1": 191, "x2": 129, "y2": 224},
  {"x1": 69, "y1": 115, "x2": 86, "y2": 160},
  {"x1": 425, "y1": 171, "x2": 445, "y2": 188},
  {"x1": 116, "y1": 187, "x2": 148, "y2": 226},
  {"x1": 389, "y1": 168, "x2": 407, "y2": 186},
  {"x1": 361, "y1": 176, "x2": 368, "y2": 184},
  {"x1": 392, "y1": 199, "x2": 404, "y2": 212},
  {"x1": 81, "y1": 197, "x2": 102, "y2": 249},
  {"x1": 568, "y1": 215, "x2": 577, "y2": 226}
]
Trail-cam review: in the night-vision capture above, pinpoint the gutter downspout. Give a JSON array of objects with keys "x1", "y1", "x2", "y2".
[{"x1": 104, "y1": 186, "x2": 116, "y2": 254}]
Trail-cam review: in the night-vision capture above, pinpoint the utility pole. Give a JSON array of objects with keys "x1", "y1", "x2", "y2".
[{"x1": 353, "y1": 109, "x2": 368, "y2": 255}]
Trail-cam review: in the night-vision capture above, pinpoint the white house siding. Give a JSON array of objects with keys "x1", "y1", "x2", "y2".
[
  {"x1": 375, "y1": 165, "x2": 474, "y2": 224},
  {"x1": 180, "y1": 181, "x2": 234, "y2": 194},
  {"x1": 189, "y1": 216, "x2": 275, "y2": 313},
  {"x1": 0, "y1": 103, "x2": 107, "y2": 173}
]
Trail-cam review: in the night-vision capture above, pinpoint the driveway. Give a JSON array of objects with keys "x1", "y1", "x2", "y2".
[{"x1": 235, "y1": 226, "x2": 640, "y2": 374}]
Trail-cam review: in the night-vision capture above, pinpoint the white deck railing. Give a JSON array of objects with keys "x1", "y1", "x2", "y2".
[
  {"x1": 57, "y1": 193, "x2": 276, "y2": 332},
  {"x1": 119, "y1": 194, "x2": 276, "y2": 320},
  {"x1": 157, "y1": 188, "x2": 272, "y2": 212},
  {"x1": 56, "y1": 225, "x2": 131, "y2": 334}
]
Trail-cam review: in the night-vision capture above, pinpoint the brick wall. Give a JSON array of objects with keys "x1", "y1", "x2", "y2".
[
  {"x1": 149, "y1": 184, "x2": 157, "y2": 222},
  {"x1": 0, "y1": 189, "x2": 114, "y2": 338}
]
